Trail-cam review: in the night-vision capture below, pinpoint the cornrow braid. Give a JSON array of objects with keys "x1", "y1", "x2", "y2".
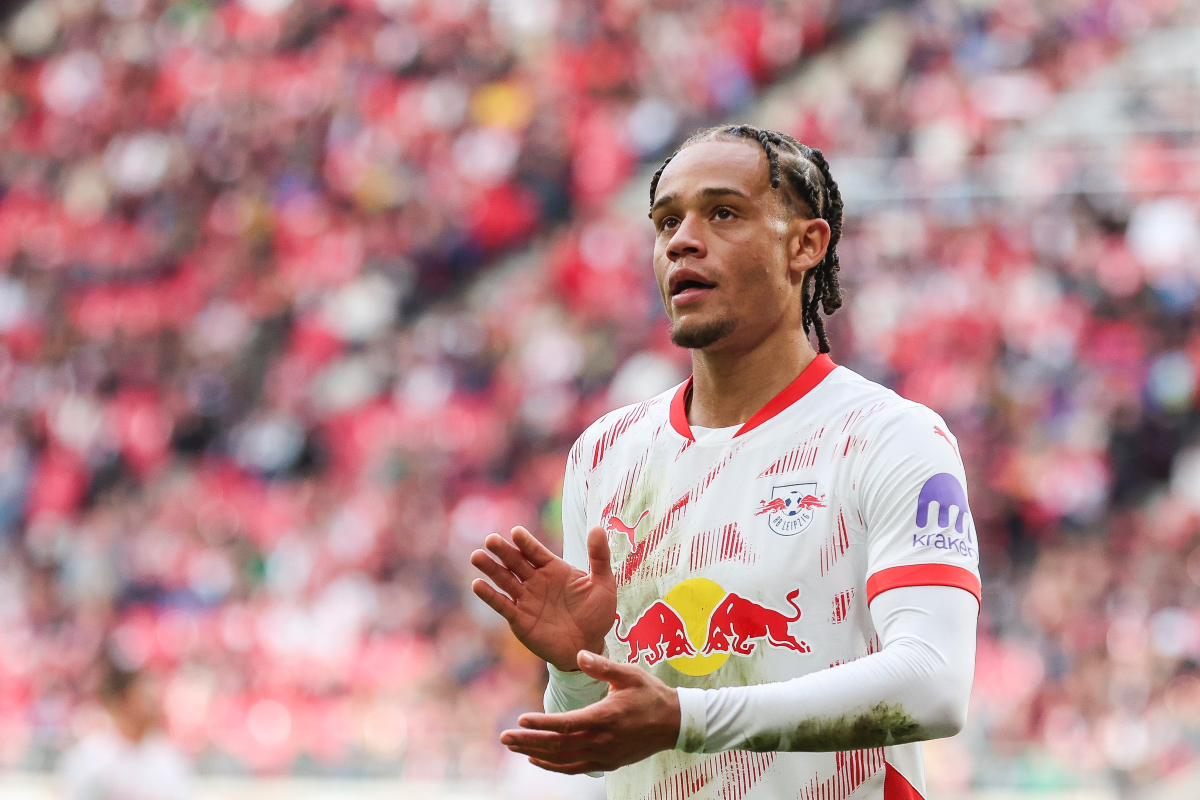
[{"x1": 649, "y1": 124, "x2": 844, "y2": 354}]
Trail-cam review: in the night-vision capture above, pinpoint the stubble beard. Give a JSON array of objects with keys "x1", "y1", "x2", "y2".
[{"x1": 670, "y1": 316, "x2": 738, "y2": 350}]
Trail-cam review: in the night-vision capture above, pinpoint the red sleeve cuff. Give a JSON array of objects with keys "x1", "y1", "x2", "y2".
[{"x1": 866, "y1": 564, "x2": 981, "y2": 607}]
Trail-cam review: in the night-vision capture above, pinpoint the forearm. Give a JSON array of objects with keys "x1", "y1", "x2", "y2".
[
  {"x1": 544, "y1": 663, "x2": 609, "y2": 714},
  {"x1": 676, "y1": 585, "x2": 977, "y2": 753}
]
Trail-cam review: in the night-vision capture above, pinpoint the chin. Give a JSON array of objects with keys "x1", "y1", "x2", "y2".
[{"x1": 670, "y1": 316, "x2": 738, "y2": 349}]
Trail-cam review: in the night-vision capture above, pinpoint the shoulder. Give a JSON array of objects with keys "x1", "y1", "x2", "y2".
[
  {"x1": 827, "y1": 369, "x2": 963, "y2": 488},
  {"x1": 566, "y1": 385, "x2": 679, "y2": 478},
  {"x1": 829, "y1": 366, "x2": 951, "y2": 436}
]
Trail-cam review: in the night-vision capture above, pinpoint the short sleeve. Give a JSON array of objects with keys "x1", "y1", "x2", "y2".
[
  {"x1": 856, "y1": 406, "x2": 981, "y2": 609},
  {"x1": 560, "y1": 437, "x2": 589, "y2": 571}
]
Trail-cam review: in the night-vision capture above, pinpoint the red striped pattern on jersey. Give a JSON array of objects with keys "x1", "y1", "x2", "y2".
[
  {"x1": 640, "y1": 751, "x2": 775, "y2": 800},
  {"x1": 689, "y1": 523, "x2": 755, "y2": 571},
  {"x1": 639, "y1": 542, "x2": 682, "y2": 581},
  {"x1": 758, "y1": 426, "x2": 825, "y2": 477},
  {"x1": 617, "y1": 446, "x2": 741, "y2": 586},
  {"x1": 618, "y1": 494, "x2": 687, "y2": 586},
  {"x1": 840, "y1": 433, "x2": 866, "y2": 457},
  {"x1": 568, "y1": 436, "x2": 585, "y2": 473},
  {"x1": 601, "y1": 452, "x2": 650, "y2": 521},
  {"x1": 593, "y1": 401, "x2": 652, "y2": 469},
  {"x1": 675, "y1": 438, "x2": 694, "y2": 460},
  {"x1": 599, "y1": 421, "x2": 669, "y2": 521},
  {"x1": 798, "y1": 748, "x2": 885, "y2": 800},
  {"x1": 840, "y1": 402, "x2": 888, "y2": 433},
  {"x1": 830, "y1": 588, "x2": 855, "y2": 623},
  {"x1": 819, "y1": 509, "x2": 851, "y2": 576}
]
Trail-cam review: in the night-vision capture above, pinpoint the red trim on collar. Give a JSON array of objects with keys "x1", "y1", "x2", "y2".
[
  {"x1": 736, "y1": 353, "x2": 837, "y2": 436},
  {"x1": 669, "y1": 377, "x2": 695, "y2": 441},
  {"x1": 668, "y1": 353, "x2": 838, "y2": 442}
]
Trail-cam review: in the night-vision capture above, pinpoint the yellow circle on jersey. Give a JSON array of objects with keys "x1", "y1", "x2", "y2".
[{"x1": 664, "y1": 577, "x2": 730, "y2": 676}]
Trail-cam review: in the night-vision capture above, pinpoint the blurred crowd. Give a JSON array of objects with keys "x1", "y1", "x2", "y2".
[{"x1": 0, "y1": 0, "x2": 1198, "y2": 792}]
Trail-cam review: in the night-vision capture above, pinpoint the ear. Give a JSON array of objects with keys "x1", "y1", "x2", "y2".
[{"x1": 786, "y1": 217, "x2": 831, "y2": 281}]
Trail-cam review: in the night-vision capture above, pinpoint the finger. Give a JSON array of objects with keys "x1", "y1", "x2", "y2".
[
  {"x1": 484, "y1": 533, "x2": 535, "y2": 582},
  {"x1": 586, "y1": 525, "x2": 612, "y2": 581},
  {"x1": 512, "y1": 526, "x2": 556, "y2": 569},
  {"x1": 510, "y1": 744, "x2": 594, "y2": 762},
  {"x1": 516, "y1": 708, "x2": 594, "y2": 734},
  {"x1": 469, "y1": 550, "x2": 524, "y2": 598},
  {"x1": 576, "y1": 650, "x2": 643, "y2": 689},
  {"x1": 500, "y1": 728, "x2": 596, "y2": 753},
  {"x1": 528, "y1": 757, "x2": 605, "y2": 775},
  {"x1": 471, "y1": 579, "x2": 517, "y2": 623}
]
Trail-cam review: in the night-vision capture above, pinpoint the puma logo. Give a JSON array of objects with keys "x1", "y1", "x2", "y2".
[{"x1": 606, "y1": 510, "x2": 651, "y2": 546}]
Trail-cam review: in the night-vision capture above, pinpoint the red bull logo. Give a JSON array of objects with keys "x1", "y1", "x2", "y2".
[
  {"x1": 616, "y1": 578, "x2": 809, "y2": 675},
  {"x1": 758, "y1": 483, "x2": 825, "y2": 536},
  {"x1": 615, "y1": 601, "x2": 696, "y2": 665},
  {"x1": 702, "y1": 589, "x2": 809, "y2": 655}
]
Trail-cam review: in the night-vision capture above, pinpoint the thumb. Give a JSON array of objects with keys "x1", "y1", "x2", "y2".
[
  {"x1": 586, "y1": 525, "x2": 612, "y2": 582},
  {"x1": 577, "y1": 650, "x2": 642, "y2": 689}
]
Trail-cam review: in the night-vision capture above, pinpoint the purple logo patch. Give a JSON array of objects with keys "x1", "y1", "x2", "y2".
[{"x1": 915, "y1": 473, "x2": 970, "y2": 535}]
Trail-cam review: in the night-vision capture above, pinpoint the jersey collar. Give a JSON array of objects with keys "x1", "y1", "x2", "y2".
[{"x1": 669, "y1": 353, "x2": 838, "y2": 442}]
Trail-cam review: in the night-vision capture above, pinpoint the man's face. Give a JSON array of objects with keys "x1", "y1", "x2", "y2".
[{"x1": 650, "y1": 138, "x2": 807, "y2": 352}]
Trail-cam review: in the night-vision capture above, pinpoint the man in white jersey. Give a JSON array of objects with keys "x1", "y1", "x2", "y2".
[{"x1": 471, "y1": 125, "x2": 979, "y2": 800}]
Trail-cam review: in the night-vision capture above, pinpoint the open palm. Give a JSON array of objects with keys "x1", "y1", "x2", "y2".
[{"x1": 471, "y1": 525, "x2": 617, "y2": 672}]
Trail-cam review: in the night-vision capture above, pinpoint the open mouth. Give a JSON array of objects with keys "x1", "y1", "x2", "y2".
[
  {"x1": 668, "y1": 268, "x2": 717, "y2": 299},
  {"x1": 671, "y1": 278, "x2": 715, "y2": 296}
]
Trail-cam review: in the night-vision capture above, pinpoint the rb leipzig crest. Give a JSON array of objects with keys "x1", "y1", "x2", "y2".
[{"x1": 756, "y1": 483, "x2": 825, "y2": 536}]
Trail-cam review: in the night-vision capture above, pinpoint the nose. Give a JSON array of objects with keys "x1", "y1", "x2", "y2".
[{"x1": 667, "y1": 213, "x2": 706, "y2": 261}]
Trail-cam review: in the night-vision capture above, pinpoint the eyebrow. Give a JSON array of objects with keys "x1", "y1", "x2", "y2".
[{"x1": 650, "y1": 186, "x2": 751, "y2": 215}]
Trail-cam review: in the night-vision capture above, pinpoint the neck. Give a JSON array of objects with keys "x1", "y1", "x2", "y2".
[{"x1": 687, "y1": 325, "x2": 818, "y2": 428}]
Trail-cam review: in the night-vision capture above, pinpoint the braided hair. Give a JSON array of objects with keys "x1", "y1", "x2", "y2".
[{"x1": 649, "y1": 125, "x2": 844, "y2": 354}]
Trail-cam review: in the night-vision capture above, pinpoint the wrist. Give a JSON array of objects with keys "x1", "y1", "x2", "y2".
[{"x1": 675, "y1": 687, "x2": 707, "y2": 753}]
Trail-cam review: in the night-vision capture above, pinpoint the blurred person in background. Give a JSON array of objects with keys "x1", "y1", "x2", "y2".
[{"x1": 59, "y1": 655, "x2": 193, "y2": 800}]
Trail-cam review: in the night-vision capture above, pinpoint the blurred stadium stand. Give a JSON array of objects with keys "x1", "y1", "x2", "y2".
[{"x1": 0, "y1": 0, "x2": 1199, "y2": 798}]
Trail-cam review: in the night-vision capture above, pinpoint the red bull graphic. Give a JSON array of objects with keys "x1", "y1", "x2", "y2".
[
  {"x1": 616, "y1": 579, "x2": 809, "y2": 675},
  {"x1": 756, "y1": 494, "x2": 826, "y2": 515},
  {"x1": 756, "y1": 497, "x2": 789, "y2": 514},
  {"x1": 757, "y1": 483, "x2": 825, "y2": 536},
  {"x1": 607, "y1": 509, "x2": 651, "y2": 546},
  {"x1": 615, "y1": 601, "x2": 696, "y2": 665},
  {"x1": 702, "y1": 589, "x2": 809, "y2": 655}
]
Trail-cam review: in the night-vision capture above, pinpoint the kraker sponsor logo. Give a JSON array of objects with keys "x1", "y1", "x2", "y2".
[
  {"x1": 756, "y1": 483, "x2": 825, "y2": 536},
  {"x1": 911, "y1": 530, "x2": 976, "y2": 558},
  {"x1": 912, "y1": 472, "x2": 976, "y2": 557}
]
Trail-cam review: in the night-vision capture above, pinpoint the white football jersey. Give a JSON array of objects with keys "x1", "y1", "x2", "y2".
[{"x1": 561, "y1": 354, "x2": 980, "y2": 800}]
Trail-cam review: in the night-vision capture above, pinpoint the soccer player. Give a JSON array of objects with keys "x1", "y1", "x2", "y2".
[{"x1": 470, "y1": 125, "x2": 979, "y2": 799}]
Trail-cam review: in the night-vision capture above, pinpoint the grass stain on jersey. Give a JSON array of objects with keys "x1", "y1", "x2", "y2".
[{"x1": 738, "y1": 702, "x2": 923, "y2": 752}]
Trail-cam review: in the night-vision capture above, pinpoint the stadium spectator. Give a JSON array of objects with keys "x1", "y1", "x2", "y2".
[{"x1": 59, "y1": 655, "x2": 193, "y2": 800}]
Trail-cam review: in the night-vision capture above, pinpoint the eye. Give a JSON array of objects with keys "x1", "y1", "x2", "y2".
[
  {"x1": 660, "y1": 216, "x2": 679, "y2": 231},
  {"x1": 713, "y1": 207, "x2": 735, "y2": 221}
]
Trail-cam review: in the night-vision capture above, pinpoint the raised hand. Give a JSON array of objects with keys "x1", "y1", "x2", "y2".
[
  {"x1": 499, "y1": 650, "x2": 681, "y2": 773},
  {"x1": 470, "y1": 525, "x2": 617, "y2": 672}
]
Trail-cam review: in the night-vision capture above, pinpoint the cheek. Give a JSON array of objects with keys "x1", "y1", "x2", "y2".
[{"x1": 651, "y1": 248, "x2": 671, "y2": 287}]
